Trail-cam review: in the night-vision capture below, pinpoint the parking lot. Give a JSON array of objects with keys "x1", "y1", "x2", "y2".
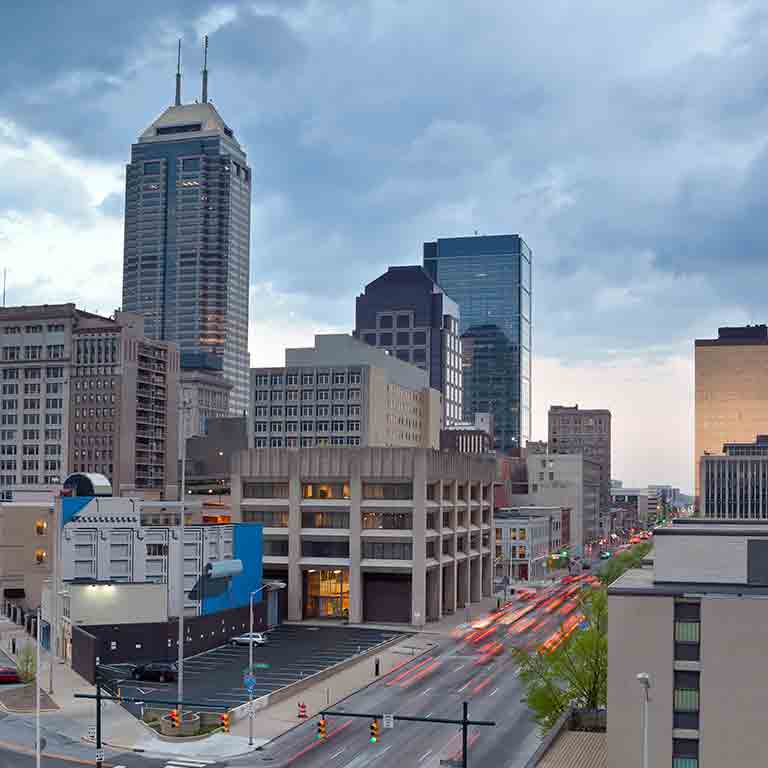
[{"x1": 101, "y1": 624, "x2": 403, "y2": 714}]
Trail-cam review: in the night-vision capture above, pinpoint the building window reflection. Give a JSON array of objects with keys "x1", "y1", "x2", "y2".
[{"x1": 303, "y1": 569, "x2": 349, "y2": 619}]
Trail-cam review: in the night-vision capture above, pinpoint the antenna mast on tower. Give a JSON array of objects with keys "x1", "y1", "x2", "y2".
[
  {"x1": 175, "y1": 39, "x2": 182, "y2": 106},
  {"x1": 201, "y1": 35, "x2": 209, "y2": 103}
]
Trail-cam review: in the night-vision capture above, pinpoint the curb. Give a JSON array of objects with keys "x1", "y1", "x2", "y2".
[
  {"x1": 258, "y1": 636, "x2": 441, "y2": 748},
  {"x1": 0, "y1": 700, "x2": 60, "y2": 715}
]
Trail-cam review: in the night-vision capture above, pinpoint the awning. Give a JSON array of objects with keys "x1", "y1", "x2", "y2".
[{"x1": 3, "y1": 588, "x2": 25, "y2": 599}]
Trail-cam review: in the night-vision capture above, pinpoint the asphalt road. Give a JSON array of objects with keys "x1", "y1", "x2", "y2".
[
  {"x1": 100, "y1": 625, "x2": 402, "y2": 716},
  {"x1": 231, "y1": 577, "x2": 598, "y2": 768}
]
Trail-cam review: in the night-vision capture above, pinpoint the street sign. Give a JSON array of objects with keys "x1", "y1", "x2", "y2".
[
  {"x1": 382, "y1": 713, "x2": 394, "y2": 729},
  {"x1": 87, "y1": 725, "x2": 96, "y2": 740},
  {"x1": 243, "y1": 673, "x2": 257, "y2": 692},
  {"x1": 95, "y1": 748, "x2": 104, "y2": 762},
  {"x1": 253, "y1": 662, "x2": 270, "y2": 670}
]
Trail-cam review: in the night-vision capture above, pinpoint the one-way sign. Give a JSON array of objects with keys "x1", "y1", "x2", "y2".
[{"x1": 383, "y1": 713, "x2": 394, "y2": 729}]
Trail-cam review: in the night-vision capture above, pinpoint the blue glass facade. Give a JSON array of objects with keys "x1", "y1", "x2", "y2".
[{"x1": 424, "y1": 235, "x2": 531, "y2": 451}]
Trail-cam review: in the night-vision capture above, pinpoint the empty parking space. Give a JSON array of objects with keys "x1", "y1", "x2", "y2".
[{"x1": 101, "y1": 624, "x2": 403, "y2": 715}]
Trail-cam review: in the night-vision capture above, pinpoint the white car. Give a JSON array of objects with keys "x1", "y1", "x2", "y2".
[{"x1": 230, "y1": 632, "x2": 268, "y2": 648}]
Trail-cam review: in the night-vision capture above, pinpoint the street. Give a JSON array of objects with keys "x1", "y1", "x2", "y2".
[{"x1": 231, "y1": 575, "x2": 598, "y2": 768}]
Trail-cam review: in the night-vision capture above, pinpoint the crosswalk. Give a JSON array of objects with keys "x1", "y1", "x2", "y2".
[{"x1": 162, "y1": 758, "x2": 217, "y2": 768}]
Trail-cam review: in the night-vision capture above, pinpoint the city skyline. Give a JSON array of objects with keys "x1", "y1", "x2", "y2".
[{"x1": 1, "y1": 3, "x2": 760, "y2": 491}]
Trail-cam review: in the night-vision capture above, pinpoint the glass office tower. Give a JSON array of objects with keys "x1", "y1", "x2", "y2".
[
  {"x1": 423, "y1": 235, "x2": 532, "y2": 452},
  {"x1": 122, "y1": 99, "x2": 251, "y2": 415}
]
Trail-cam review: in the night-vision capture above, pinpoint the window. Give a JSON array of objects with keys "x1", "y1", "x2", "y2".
[
  {"x1": 182, "y1": 157, "x2": 200, "y2": 172},
  {"x1": 413, "y1": 348, "x2": 426, "y2": 363},
  {"x1": 396, "y1": 332, "x2": 410, "y2": 346},
  {"x1": 286, "y1": 422, "x2": 298, "y2": 433},
  {"x1": 413, "y1": 331, "x2": 427, "y2": 345},
  {"x1": 379, "y1": 332, "x2": 393, "y2": 346},
  {"x1": 254, "y1": 374, "x2": 269, "y2": 386},
  {"x1": 362, "y1": 511, "x2": 412, "y2": 530},
  {"x1": 349, "y1": 389, "x2": 361, "y2": 401},
  {"x1": 264, "y1": 539, "x2": 289, "y2": 556},
  {"x1": 242, "y1": 509, "x2": 289, "y2": 526},
  {"x1": 331, "y1": 420, "x2": 345, "y2": 431},
  {"x1": 674, "y1": 670, "x2": 700, "y2": 729},
  {"x1": 396, "y1": 349, "x2": 410, "y2": 362},
  {"x1": 363, "y1": 333, "x2": 376, "y2": 346},
  {"x1": 672, "y1": 738, "x2": 699, "y2": 768},
  {"x1": 146, "y1": 543, "x2": 168, "y2": 557},
  {"x1": 378, "y1": 315, "x2": 393, "y2": 329},
  {"x1": 286, "y1": 374, "x2": 299, "y2": 386},
  {"x1": 270, "y1": 374, "x2": 283, "y2": 386},
  {"x1": 241, "y1": 482, "x2": 289, "y2": 498},
  {"x1": 270, "y1": 390, "x2": 284, "y2": 402},
  {"x1": 302, "y1": 390, "x2": 314, "y2": 401},
  {"x1": 362, "y1": 483, "x2": 413, "y2": 500},
  {"x1": 302, "y1": 510, "x2": 350, "y2": 529},
  {"x1": 302, "y1": 482, "x2": 351, "y2": 500},
  {"x1": 144, "y1": 161, "x2": 162, "y2": 174},
  {"x1": 348, "y1": 405, "x2": 360, "y2": 417},
  {"x1": 301, "y1": 421, "x2": 314, "y2": 432},
  {"x1": 349, "y1": 372, "x2": 361, "y2": 384},
  {"x1": 362, "y1": 541, "x2": 412, "y2": 560},
  {"x1": 302, "y1": 374, "x2": 314, "y2": 386},
  {"x1": 317, "y1": 390, "x2": 329, "y2": 401},
  {"x1": 396, "y1": 315, "x2": 411, "y2": 329},
  {"x1": 286, "y1": 405, "x2": 298, "y2": 417},
  {"x1": 674, "y1": 602, "x2": 700, "y2": 661},
  {"x1": 301, "y1": 540, "x2": 350, "y2": 557}
]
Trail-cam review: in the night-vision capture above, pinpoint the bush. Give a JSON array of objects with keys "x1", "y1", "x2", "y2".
[
  {"x1": 16, "y1": 643, "x2": 36, "y2": 684},
  {"x1": 598, "y1": 541, "x2": 652, "y2": 585}
]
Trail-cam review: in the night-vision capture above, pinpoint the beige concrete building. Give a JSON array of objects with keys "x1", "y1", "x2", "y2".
[
  {"x1": 608, "y1": 519, "x2": 768, "y2": 768},
  {"x1": 0, "y1": 499, "x2": 54, "y2": 626},
  {"x1": 0, "y1": 304, "x2": 179, "y2": 500},
  {"x1": 180, "y1": 366, "x2": 232, "y2": 437},
  {"x1": 695, "y1": 325, "x2": 768, "y2": 501},
  {"x1": 230, "y1": 447, "x2": 495, "y2": 626},
  {"x1": 250, "y1": 334, "x2": 441, "y2": 450}
]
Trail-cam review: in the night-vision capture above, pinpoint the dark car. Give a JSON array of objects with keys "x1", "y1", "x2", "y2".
[
  {"x1": 132, "y1": 661, "x2": 177, "y2": 683},
  {"x1": 581, "y1": 561, "x2": 591, "y2": 570},
  {"x1": 0, "y1": 666, "x2": 20, "y2": 684}
]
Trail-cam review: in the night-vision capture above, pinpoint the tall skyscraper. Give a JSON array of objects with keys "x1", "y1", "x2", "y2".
[
  {"x1": 122, "y1": 40, "x2": 251, "y2": 415},
  {"x1": 354, "y1": 265, "x2": 462, "y2": 425},
  {"x1": 423, "y1": 234, "x2": 532, "y2": 452}
]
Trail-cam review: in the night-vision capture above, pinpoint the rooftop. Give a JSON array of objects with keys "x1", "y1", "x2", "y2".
[
  {"x1": 695, "y1": 324, "x2": 768, "y2": 346},
  {"x1": 534, "y1": 731, "x2": 607, "y2": 768},
  {"x1": 139, "y1": 102, "x2": 242, "y2": 152}
]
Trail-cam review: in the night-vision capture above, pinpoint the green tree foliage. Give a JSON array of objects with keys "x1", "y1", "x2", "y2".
[
  {"x1": 512, "y1": 588, "x2": 608, "y2": 733},
  {"x1": 598, "y1": 541, "x2": 652, "y2": 586},
  {"x1": 16, "y1": 642, "x2": 37, "y2": 684}
]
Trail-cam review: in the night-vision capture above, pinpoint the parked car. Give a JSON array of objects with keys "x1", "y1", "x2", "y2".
[
  {"x1": 599, "y1": 551, "x2": 612, "y2": 560},
  {"x1": 132, "y1": 661, "x2": 177, "y2": 682},
  {"x1": 581, "y1": 561, "x2": 592, "y2": 570},
  {"x1": 0, "y1": 666, "x2": 20, "y2": 684},
  {"x1": 230, "y1": 631, "x2": 268, "y2": 648}
]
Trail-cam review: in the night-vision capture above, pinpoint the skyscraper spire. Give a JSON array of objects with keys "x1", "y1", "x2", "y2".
[
  {"x1": 175, "y1": 39, "x2": 182, "y2": 106},
  {"x1": 201, "y1": 35, "x2": 209, "y2": 103}
]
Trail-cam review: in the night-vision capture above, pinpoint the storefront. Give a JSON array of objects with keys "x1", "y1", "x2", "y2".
[{"x1": 302, "y1": 569, "x2": 349, "y2": 619}]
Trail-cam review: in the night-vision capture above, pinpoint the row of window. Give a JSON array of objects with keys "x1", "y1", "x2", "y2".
[
  {"x1": 0, "y1": 429, "x2": 61, "y2": 441},
  {"x1": 1, "y1": 345, "x2": 65, "y2": 361},
  {"x1": 673, "y1": 601, "x2": 700, "y2": 767},
  {"x1": 0, "y1": 414, "x2": 61, "y2": 425},
  {"x1": 254, "y1": 372, "x2": 362, "y2": 387},
  {"x1": 3, "y1": 324, "x2": 64, "y2": 335},
  {"x1": 2, "y1": 367, "x2": 64, "y2": 380},
  {"x1": 254, "y1": 437, "x2": 361, "y2": 448},
  {"x1": 0, "y1": 398, "x2": 63, "y2": 410},
  {"x1": 255, "y1": 389, "x2": 361, "y2": 403},
  {"x1": 254, "y1": 405, "x2": 360, "y2": 418},
  {"x1": 255, "y1": 421, "x2": 361, "y2": 434},
  {"x1": 362, "y1": 330, "x2": 428, "y2": 347},
  {"x1": 1, "y1": 382, "x2": 63, "y2": 395}
]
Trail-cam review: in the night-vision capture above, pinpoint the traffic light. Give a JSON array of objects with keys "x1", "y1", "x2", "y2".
[
  {"x1": 370, "y1": 718, "x2": 380, "y2": 743},
  {"x1": 317, "y1": 716, "x2": 327, "y2": 740},
  {"x1": 169, "y1": 709, "x2": 179, "y2": 728},
  {"x1": 220, "y1": 712, "x2": 230, "y2": 733}
]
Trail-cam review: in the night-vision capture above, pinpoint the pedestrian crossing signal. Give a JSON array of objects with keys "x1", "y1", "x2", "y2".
[
  {"x1": 317, "y1": 716, "x2": 327, "y2": 740},
  {"x1": 370, "y1": 718, "x2": 379, "y2": 743},
  {"x1": 220, "y1": 712, "x2": 230, "y2": 733}
]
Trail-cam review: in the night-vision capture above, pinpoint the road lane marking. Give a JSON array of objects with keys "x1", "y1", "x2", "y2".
[
  {"x1": 457, "y1": 681, "x2": 471, "y2": 693},
  {"x1": 425, "y1": 712, "x2": 433, "y2": 718},
  {"x1": 419, "y1": 750, "x2": 432, "y2": 762},
  {"x1": 420, "y1": 687, "x2": 432, "y2": 695},
  {"x1": 454, "y1": 664, "x2": 465, "y2": 672},
  {"x1": 489, "y1": 687, "x2": 499, "y2": 696},
  {"x1": 330, "y1": 748, "x2": 346, "y2": 759}
]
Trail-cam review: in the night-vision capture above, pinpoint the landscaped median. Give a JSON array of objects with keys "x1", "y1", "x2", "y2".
[{"x1": 0, "y1": 684, "x2": 59, "y2": 714}]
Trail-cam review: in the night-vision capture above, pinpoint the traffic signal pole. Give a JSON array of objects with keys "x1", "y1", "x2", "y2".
[{"x1": 320, "y1": 701, "x2": 494, "y2": 767}]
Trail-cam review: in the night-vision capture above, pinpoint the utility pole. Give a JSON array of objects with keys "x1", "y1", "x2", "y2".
[
  {"x1": 95, "y1": 680, "x2": 103, "y2": 768},
  {"x1": 177, "y1": 397, "x2": 191, "y2": 717},
  {"x1": 35, "y1": 607, "x2": 41, "y2": 768}
]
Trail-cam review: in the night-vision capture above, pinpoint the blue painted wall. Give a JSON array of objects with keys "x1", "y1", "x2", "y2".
[
  {"x1": 61, "y1": 496, "x2": 93, "y2": 526},
  {"x1": 201, "y1": 523, "x2": 263, "y2": 615}
]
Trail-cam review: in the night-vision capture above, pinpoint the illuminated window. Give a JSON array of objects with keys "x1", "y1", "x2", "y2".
[
  {"x1": 35, "y1": 519, "x2": 47, "y2": 535},
  {"x1": 34, "y1": 548, "x2": 47, "y2": 564}
]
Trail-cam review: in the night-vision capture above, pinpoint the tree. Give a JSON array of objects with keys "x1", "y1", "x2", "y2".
[
  {"x1": 16, "y1": 642, "x2": 37, "y2": 684},
  {"x1": 512, "y1": 588, "x2": 607, "y2": 733},
  {"x1": 599, "y1": 540, "x2": 652, "y2": 586}
]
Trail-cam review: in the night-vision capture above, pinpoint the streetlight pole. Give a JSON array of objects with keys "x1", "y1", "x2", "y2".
[
  {"x1": 35, "y1": 606, "x2": 41, "y2": 768},
  {"x1": 177, "y1": 397, "x2": 191, "y2": 717},
  {"x1": 248, "y1": 581, "x2": 285, "y2": 746},
  {"x1": 637, "y1": 672, "x2": 651, "y2": 768}
]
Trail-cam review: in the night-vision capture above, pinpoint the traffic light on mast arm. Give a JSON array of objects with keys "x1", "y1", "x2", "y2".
[
  {"x1": 220, "y1": 712, "x2": 230, "y2": 732},
  {"x1": 317, "y1": 716, "x2": 327, "y2": 740},
  {"x1": 370, "y1": 718, "x2": 380, "y2": 743},
  {"x1": 169, "y1": 709, "x2": 180, "y2": 728}
]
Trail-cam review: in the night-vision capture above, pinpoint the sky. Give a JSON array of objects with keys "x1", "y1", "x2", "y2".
[{"x1": 1, "y1": 1, "x2": 766, "y2": 493}]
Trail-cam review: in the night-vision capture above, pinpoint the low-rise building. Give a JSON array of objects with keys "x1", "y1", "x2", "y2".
[
  {"x1": 180, "y1": 355, "x2": 232, "y2": 438},
  {"x1": 250, "y1": 334, "x2": 441, "y2": 450},
  {"x1": 608, "y1": 518, "x2": 768, "y2": 768},
  {"x1": 494, "y1": 506, "x2": 566, "y2": 583},
  {"x1": 610, "y1": 488, "x2": 650, "y2": 527},
  {"x1": 700, "y1": 434, "x2": 768, "y2": 518},
  {"x1": 440, "y1": 413, "x2": 493, "y2": 454},
  {"x1": 230, "y1": 446, "x2": 495, "y2": 626}
]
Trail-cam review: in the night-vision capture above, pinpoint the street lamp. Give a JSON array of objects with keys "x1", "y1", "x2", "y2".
[
  {"x1": 637, "y1": 672, "x2": 651, "y2": 768},
  {"x1": 248, "y1": 581, "x2": 286, "y2": 746},
  {"x1": 177, "y1": 397, "x2": 192, "y2": 717}
]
